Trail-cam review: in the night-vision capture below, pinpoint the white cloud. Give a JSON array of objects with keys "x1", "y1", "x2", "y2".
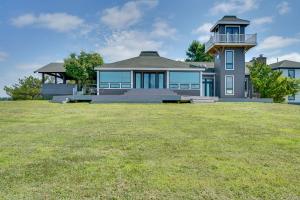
[
  {"x1": 101, "y1": 0, "x2": 158, "y2": 29},
  {"x1": 210, "y1": 0, "x2": 258, "y2": 14},
  {"x1": 277, "y1": 1, "x2": 291, "y2": 15},
  {"x1": 11, "y1": 13, "x2": 85, "y2": 32},
  {"x1": 0, "y1": 51, "x2": 8, "y2": 61},
  {"x1": 151, "y1": 20, "x2": 177, "y2": 38},
  {"x1": 99, "y1": 30, "x2": 163, "y2": 62},
  {"x1": 252, "y1": 16, "x2": 273, "y2": 26},
  {"x1": 257, "y1": 36, "x2": 300, "y2": 50},
  {"x1": 193, "y1": 22, "x2": 213, "y2": 43},
  {"x1": 268, "y1": 52, "x2": 300, "y2": 64}
]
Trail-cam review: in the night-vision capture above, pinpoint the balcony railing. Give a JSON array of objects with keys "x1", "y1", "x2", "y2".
[{"x1": 205, "y1": 34, "x2": 257, "y2": 52}]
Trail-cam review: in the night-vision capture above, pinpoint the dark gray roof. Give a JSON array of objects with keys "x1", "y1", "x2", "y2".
[
  {"x1": 269, "y1": 60, "x2": 300, "y2": 69},
  {"x1": 96, "y1": 51, "x2": 205, "y2": 70},
  {"x1": 34, "y1": 62, "x2": 65, "y2": 73},
  {"x1": 211, "y1": 15, "x2": 250, "y2": 32}
]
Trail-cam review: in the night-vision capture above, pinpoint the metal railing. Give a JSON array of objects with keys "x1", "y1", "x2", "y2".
[
  {"x1": 169, "y1": 83, "x2": 200, "y2": 90},
  {"x1": 205, "y1": 34, "x2": 257, "y2": 52},
  {"x1": 99, "y1": 82, "x2": 131, "y2": 89}
]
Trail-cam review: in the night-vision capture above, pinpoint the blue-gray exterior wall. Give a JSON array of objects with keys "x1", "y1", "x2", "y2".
[{"x1": 215, "y1": 47, "x2": 245, "y2": 98}]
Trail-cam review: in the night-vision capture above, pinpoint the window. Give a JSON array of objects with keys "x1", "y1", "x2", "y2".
[
  {"x1": 169, "y1": 72, "x2": 200, "y2": 90},
  {"x1": 99, "y1": 71, "x2": 131, "y2": 89},
  {"x1": 225, "y1": 75, "x2": 234, "y2": 95},
  {"x1": 288, "y1": 69, "x2": 295, "y2": 78},
  {"x1": 225, "y1": 50, "x2": 234, "y2": 70}
]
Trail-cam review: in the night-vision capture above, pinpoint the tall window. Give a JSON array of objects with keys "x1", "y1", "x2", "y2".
[
  {"x1": 288, "y1": 69, "x2": 295, "y2": 78},
  {"x1": 225, "y1": 50, "x2": 234, "y2": 70},
  {"x1": 169, "y1": 72, "x2": 200, "y2": 90},
  {"x1": 225, "y1": 75, "x2": 234, "y2": 95},
  {"x1": 288, "y1": 70, "x2": 296, "y2": 100},
  {"x1": 99, "y1": 71, "x2": 131, "y2": 89}
]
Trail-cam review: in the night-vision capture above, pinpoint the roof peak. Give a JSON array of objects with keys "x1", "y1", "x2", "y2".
[{"x1": 139, "y1": 51, "x2": 160, "y2": 57}]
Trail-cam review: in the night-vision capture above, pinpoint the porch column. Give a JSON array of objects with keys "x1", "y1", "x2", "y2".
[
  {"x1": 131, "y1": 70, "x2": 134, "y2": 88},
  {"x1": 166, "y1": 71, "x2": 169, "y2": 89},
  {"x1": 97, "y1": 71, "x2": 100, "y2": 95},
  {"x1": 54, "y1": 73, "x2": 57, "y2": 84},
  {"x1": 200, "y1": 71, "x2": 203, "y2": 96},
  {"x1": 42, "y1": 73, "x2": 45, "y2": 84}
]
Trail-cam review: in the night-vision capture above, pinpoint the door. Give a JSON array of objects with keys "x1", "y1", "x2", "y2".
[
  {"x1": 135, "y1": 72, "x2": 165, "y2": 89},
  {"x1": 225, "y1": 26, "x2": 240, "y2": 42},
  {"x1": 203, "y1": 78, "x2": 214, "y2": 96}
]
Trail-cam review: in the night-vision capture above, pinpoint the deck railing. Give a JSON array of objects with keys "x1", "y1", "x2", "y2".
[{"x1": 205, "y1": 34, "x2": 257, "y2": 52}]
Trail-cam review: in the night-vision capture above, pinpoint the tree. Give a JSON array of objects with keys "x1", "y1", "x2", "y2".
[
  {"x1": 64, "y1": 51, "x2": 104, "y2": 86},
  {"x1": 185, "y1": 40, "x2": 213, "y2": 62},
  {"x1": 4, "y1": 76, "x2": 42, "y2": 100},
  {"x1": 249, "y1": 61, "x2": 300, "y2": 103}
]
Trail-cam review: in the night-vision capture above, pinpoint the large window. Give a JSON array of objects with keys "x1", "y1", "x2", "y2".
[
  {"x1": 288, "y1": 69, "x2": 295, "y2": 78},
  {"x1": 169, "y1": 72, "x2": 200, "y2": 90},
  {"x1": 99, "y1": 71, "x2": 131, "y2": 89},
  {"x1": 225, "y1": 50, "x2": 234, "y2": 70},
  {"x1": 225, "y1": 75, "x2": 234, "y2": 95}
]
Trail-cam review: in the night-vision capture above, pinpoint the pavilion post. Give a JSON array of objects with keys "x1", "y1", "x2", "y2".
[{"x1": 42, "y1": 73, "x2": 45, "y2": 84}]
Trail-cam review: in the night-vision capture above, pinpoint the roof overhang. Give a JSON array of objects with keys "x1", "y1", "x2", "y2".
[{"x1": 95, "y1": 67, "x2": 205, "y2": 71}]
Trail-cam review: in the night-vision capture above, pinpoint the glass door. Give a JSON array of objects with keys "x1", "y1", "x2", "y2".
[{"x1": 135, "y1": 72, "x2": 165, "y2": 89}]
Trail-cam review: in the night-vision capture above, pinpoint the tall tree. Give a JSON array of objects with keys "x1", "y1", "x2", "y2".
[
  {"x1": 4, "y1": 76, "x2": 42, "y2": 100},
  {"x1": 64, "y1": 51, "x2": 104, "y2": 85},
  {"x1": 185, "y1": 40, "x2": 213, "y2": 62},
  {"x1": 249, "y1": 61, "x2": 300, "y2": 102}
]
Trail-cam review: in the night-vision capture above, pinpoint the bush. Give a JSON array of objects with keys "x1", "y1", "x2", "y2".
[{"x1": 4, "y1": 76, "x2": 42, "y2": 100}]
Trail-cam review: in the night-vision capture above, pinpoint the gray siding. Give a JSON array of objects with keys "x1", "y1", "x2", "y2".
[
  {"x1": 41, "y1": 84, "x2": 76, "y2": 98},
  {"x1": 215, "y1": 47, "x2": 245, "y2": 98}
]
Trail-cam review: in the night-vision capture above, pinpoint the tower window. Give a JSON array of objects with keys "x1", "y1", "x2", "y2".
[
  {"x1": 225, "y1": 50, "x2": 234, "y2": 70},
  {"x1": 225, "y1": 75, "x2": 234, "y2": 95}
]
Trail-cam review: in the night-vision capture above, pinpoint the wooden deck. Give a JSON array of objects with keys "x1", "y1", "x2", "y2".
[{"x1": 51, "y1": 89, "x2": 219, "y2": 103}]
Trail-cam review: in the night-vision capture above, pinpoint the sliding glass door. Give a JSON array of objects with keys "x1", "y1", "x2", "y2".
[{"x1": 135, "y1": 72, "x2": 165, "y2": 89}]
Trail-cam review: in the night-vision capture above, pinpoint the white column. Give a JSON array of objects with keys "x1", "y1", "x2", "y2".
[
  {"x1": 96, "y1": 71, "x2": 100, "y2": 95},
  {"x1": 166, "y1": 71, "x2": 169, "y2": 89},
  {"x1": 131, "y1": 70, "x2": 134, "y2": 88},
  {"x1": 200, "y1": 71, "x2": 203, "y2": 96}
]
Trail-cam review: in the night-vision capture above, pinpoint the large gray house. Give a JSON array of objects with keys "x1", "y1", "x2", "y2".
[{"x1": 34, "y1": 16, "x2": 297, "y2": 103}]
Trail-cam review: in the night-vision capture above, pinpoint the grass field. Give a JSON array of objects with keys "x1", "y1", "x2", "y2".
[{"x1": 0, "y1": 101, "x2": 299, "y2": 199}]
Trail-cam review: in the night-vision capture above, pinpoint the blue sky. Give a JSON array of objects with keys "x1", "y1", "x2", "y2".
[{"x1": 1, "y1": 0, "x2": 300, "y2": 97}]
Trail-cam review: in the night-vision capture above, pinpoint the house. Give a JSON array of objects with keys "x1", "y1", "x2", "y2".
[
  {"x1": 34, "y1": 16, "x2": 279, "y2": 103},
  {"x1": 270, "y1": 60, "x2": 300, "y2": 103}
]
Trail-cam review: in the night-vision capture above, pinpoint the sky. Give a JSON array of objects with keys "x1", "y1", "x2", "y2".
[{"x1": 0, "y1": 0, "x2": 300, "y2": 97}]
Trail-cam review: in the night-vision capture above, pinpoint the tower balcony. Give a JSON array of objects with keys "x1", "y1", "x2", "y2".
[{"x1": 205, "y1": 34, "x2": 257, "y2": 54}]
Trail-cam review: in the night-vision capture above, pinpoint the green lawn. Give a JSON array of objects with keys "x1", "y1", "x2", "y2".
[{"x1": 0, "y1": 101, "x2": 299, "y2": 199}]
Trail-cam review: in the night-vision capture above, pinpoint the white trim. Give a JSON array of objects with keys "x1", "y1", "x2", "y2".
[
  {"x1": 166, "y1": 71, "x2": 169, "y2": 89},
  {"x1": 225, "y1": 25, "x2": 240, "y2": 35},
  {"x1": 202, "y1": 72, "x2": 216, "y2": 75},
  {"x1": 96, "y1": 71, "x2": 99, "y2": 95},
  {"x1": 200, "y1": 71, "x2": 203, "y2": 96},
  {"x1": 225, "y1": 75, "x2": 234, "y2": 96},
  {"x1": 130, "y1": 70, "x2": 133, "y2": 88},
  {"x1": 95, "y1": 67, "x2": 205, "y2": 71},
  {"x1": 225, "y1": 50, "x2": 234, "y2": 70}
]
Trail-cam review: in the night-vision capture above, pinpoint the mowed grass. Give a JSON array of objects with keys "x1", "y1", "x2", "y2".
[{"x1": 0, "y1": 101, "x2": 299, "y2": 199}]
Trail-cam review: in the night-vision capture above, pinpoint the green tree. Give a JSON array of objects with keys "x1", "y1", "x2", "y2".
[
  {"x1": 249, "y1": 61, "x2": 299, "y2": 102},
  {"x1": 4, "y1": 76, "x2": 42, "y2": 100},
  {"x1": 185, "y1": 40, "x2": 213, "y2": 62},
  {"x1": 64, "y1": 51, "x2": 104, "y2": 86}
]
